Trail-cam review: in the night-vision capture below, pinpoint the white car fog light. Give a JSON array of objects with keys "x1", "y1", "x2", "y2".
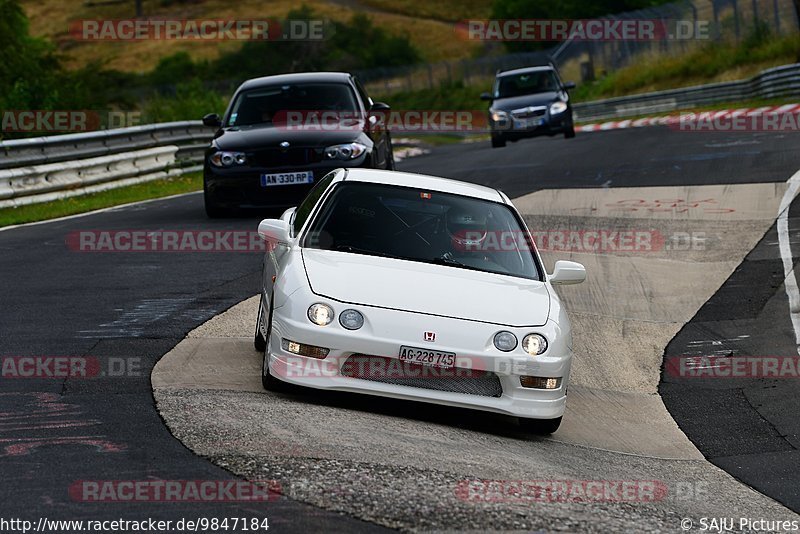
[
  {"x1": 282, "y1": 338, "x2": 329, "y2": 359},
  {"x1": 522, "y1": 334, "x2": 548, "y2": 356},
  {"x1": 493, "y1": 331, "x2": 518, "y2": 352},
  {"x1": 339, "y1": 309, "x2": 364, "y2": 330},
  {"x1": 520, "y1": 376, "x2": 561, "y2": 389},
  {"x1": 307, "y1": 303, "x2": 334, "y2": 326}
]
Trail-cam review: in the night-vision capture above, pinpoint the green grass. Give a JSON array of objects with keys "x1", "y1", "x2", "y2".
[
  {"x1": 375, "y1": 80, "x2": 491, "y2": 112},
  {"x1": 359, "y1": 0, "x2": 491, "y2": 22},
  {"x1": 0, "y1": 172, "x2": 203, "y2": 228},
  {"x1": 573, "y1": 32, "x2": 800, "y2": 101}
]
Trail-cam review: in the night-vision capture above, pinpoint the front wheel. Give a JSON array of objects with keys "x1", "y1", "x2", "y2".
[
  {"x1": 491, "y1": 134, "x2": 506, "y2": 148},
  {"x1": 519, "y1": 416, "x2": 562, "y2": 435},
  {"x1": 385, "y1": 136, "x2": 396, "y2": 170},
  {"x1": 254, "y1": 294, "x2": 267, "y2": 352},
  {"x1": 259, "y1": 302, "x2": 291, "y2": 393},
  {"x1": 564, "y1": 125, "x2": 576, "y2": 139},
  {"x1": 204, "y1": 187, "x2": 229, "y2": 218}
]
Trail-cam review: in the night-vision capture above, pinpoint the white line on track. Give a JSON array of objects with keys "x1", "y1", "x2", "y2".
[{"x1": 778, "y1": 168, "x2": 800, "y2": 354}]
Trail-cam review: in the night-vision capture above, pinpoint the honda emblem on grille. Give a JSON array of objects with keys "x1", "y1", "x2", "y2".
[
  {"x1": 424, "y1": 332, "x2": 436, "y2": 342},
  {"x1": 279, "y1": 141, "x2": 290, "y2": 152}
]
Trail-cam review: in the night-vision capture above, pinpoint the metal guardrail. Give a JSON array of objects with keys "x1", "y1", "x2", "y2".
[
  {"x1": 0, "y1": 121, "x2": 215, "y2": 208},
  {"x1": 0, "y1": 121, "x2": 213, "y2": 170},
  {"x1": 574, "y1": 63, "x2": 800, "y2": 122}
]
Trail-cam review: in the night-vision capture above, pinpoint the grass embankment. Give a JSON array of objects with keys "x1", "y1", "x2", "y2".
[
  {"x1": 0, "y1": 172, "x2": 202, "y2": 228},
  {"x1": 573, "y1": 31, "x2": 800, "y2": 101}
]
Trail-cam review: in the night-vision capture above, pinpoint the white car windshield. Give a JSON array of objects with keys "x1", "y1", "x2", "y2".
[{"x1": 302, "y1": 182, "x2": 542, "y2": 280}]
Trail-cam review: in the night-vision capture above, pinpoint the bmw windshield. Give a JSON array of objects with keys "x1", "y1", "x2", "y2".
[
  {"x1": 302, "y1": 182, "x2": 542, "y2": 280},
  {"x1": 226, "y1": 83, "x2": 359, "y2": 127}
]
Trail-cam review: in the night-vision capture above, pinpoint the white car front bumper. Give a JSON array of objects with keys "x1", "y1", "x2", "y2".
[{"x1": 266, "y1": 298, "x2": 572, "y2": 420}]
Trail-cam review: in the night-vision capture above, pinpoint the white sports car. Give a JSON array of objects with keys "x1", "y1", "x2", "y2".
[{"x1": 254, "y1": 168, "x2": 585, "y2": 433}]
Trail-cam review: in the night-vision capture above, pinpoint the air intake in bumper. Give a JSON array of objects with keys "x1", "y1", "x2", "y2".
[{"x1": 341, "y1": 355, "x2": 503, "y2": 398}]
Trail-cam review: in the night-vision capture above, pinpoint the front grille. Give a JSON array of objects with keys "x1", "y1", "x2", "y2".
[
  {"x1": 511, "y1": 106, "x2": 547, "y2": 119},
  {"x1": 341, "y1": 355, "x2": 503, "y2": 398},
  {"x1": 250, "y1": 147, "x2": 324, "y2": 167}
]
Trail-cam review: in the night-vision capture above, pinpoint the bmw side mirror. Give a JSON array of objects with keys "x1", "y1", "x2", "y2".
[
  {"x1": 480, "y1": 92, "x2": 493, "y2": 101},
  {"x1": 563, "y1": 82, "x2": 577, "y2": 90},
  {"x1": 370, "y1": 102, "x2": 391, "y2": 111},
  {"x1": 203, "y1": 113, "x2": 222, "y2": 127},
  {"x1": 258, "y1": 219, "x2": 291, "y2": 248},
  {"x1": 549, "y1": 260, "x2": 586, "y2": 285}
]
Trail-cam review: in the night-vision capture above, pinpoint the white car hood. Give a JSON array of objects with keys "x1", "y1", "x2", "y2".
[{"x1": 302, "y1": 249, "x2": 550, "y2": 327}]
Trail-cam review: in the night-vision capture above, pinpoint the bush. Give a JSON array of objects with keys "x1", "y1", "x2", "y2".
[{"x1": 143, "y1": 79, "x2": 227, "y2": 123}]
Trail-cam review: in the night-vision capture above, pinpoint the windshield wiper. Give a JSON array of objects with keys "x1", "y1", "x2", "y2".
[{"x1": 428, "y1": 255, "x2": 487, "y2": 273}]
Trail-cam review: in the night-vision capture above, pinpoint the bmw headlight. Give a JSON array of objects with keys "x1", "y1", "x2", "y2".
[
  {"x1": 307, "y1": 303, "x2": 334, "y2": 326},
  {"x1": 339, "y1": 309, "x2": 364, "y2": 330},
  {"x1": 209, "y1": 151, "x2": 247, "y2": 167},
  {"x1": 325, "y1": 142, "x2": 367, "y2": 160},
  {"x1": 550, "y1": 102, "x2": 568, "y2": 115},
  {"x1": 493, "y1": 331, "x2": 518, "y2": 352},
  {"x1": 522, "y1": 334, "x2": 548, "y2": 356},
  {"x1": 490, "y1": 109, "x2": 509, "y2": 122}
]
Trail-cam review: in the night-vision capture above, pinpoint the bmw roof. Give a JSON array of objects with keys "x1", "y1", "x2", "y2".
[{"x1": 237, "y1": 72, "x2": 353, "y2": 91}]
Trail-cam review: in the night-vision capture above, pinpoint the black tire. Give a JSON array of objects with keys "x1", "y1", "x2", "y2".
[
  {"x1": 259, "y1": 298, "x2": 290, "y2": 393},
  {"x1": 564, "y1": 124, "x2": 576, "y2": 139},
  {"x1": 385, "y1": 136, "x2": 396, "y2": 170},
  {"x1": 204, "y1": 188, "x2": 228, "y2": 218},
  {"x1": 519, "y1": 416, "x2": 562, "y2": 435},
  {"x1": 491, "y1": 134, "x2": 506, "y2": 148},
  {"x1": 254, "y1": 294, "x2": 267, "y2": 352}
]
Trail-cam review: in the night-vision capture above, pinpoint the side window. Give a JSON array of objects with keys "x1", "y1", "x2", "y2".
[
  {"x1": 353, "y1": 77, "x2": 372, "y2": 110},
  {"x1": 293, "y1": 172, "x2": 336, "y2": 235}
]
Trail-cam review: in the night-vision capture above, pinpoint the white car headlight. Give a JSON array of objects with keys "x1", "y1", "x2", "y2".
[
  {"x1": 522, "y1": 334, "x2": 548, "y2": 356},
  {"x1": 209, "y1": 151, "x2": 247, "y2": 167},
  {"x1": 307, "y1": 303, "x2": 334, "y2": 326},
  {"x1": 325, "y1": 142, "x2": 367, "y2": 160},
  {"x1": 493, "y1": 331, "x2": 518, "y2": 352},
  {"x1": 339, "y1": 309, "x2": 364, "y2": 330},
  {"x1": 490, "y1": 109, "x2": 509, "y2": 122},
  {"x1": 550, "y1": 102, "x2": 568, "y2": 115}
]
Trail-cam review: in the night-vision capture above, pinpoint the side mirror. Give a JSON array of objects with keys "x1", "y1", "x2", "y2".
[
  {"x1": 480, "y1": 92, "x2": 493, "y2": 101},
  {"x1": 258, "y1": 219, "x2": 290, "y2": 247},
  {"x1": 549, "y1": 260, "x2": 586, "y2": 285},
  {"x1": 370, "y1": 101, "x2": 391, "y2": 111},
  {"x1": 563, "y1": 82, "x2": 577, "y2": 90},
  {"x1": 279, "y1": 207, "x2": 297, "y2": 224},
  {"x1": 202, "y1": 113, "x2": 222, "y2": 127}
]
